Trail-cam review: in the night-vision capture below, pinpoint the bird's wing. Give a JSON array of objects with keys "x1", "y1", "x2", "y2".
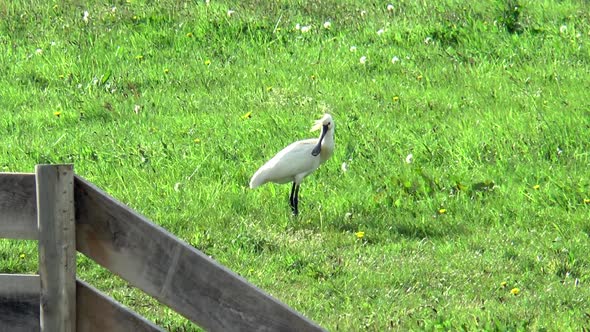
[{"x1": 250, "y1": 139, "x2": 320, "y2": 187}]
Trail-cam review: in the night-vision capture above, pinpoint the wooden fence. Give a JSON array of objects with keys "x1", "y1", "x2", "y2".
[{"x1": 0, "y1": 164, "x2": 325, "y2": 332}]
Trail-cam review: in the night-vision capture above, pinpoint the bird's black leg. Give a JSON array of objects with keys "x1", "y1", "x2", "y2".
[
  {"x1": 289, "y1": 182, "x2": 297, "y2": 214},
  {"x1": 293, "y1": 184, "x2": 300, "y2": 216}
]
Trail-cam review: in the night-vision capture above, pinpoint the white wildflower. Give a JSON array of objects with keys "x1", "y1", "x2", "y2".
[
  {"x1": 227, "y1": 9, "x2": 235, "y2": 17},
  {"x1": 559, "y1": 25, "x2": 567, "y2": 34},
  {"x1": 82, "y1": 10, "x2": 89, "y2": 23},
  {"x1": 323, "y1": 21, "x2": 331, "y2": 29},
  {"x1": 300, "y1": 25, "x2": 311, "y2": 33},
  {"x1": 387, "y1": 4, "x2": 394, "y2": 12},
  {"x1": 349, "y1": 45, "x2": 357, "y2": 52},
  {"x1": 377, "y1": 29, "x2": 385, "y2": 35},
  {"x1": 341, "y1": 162, "x2": 348, "y2": 172},
  {"x1": 360, "y1": 56, "x2": 367, "y2": 64},
  {"x1": 391, "y1": 56, "x2": 400, "y2": 64},
  {"x1": 405, "y1": 153, "x2": 413, "y2": 164}
]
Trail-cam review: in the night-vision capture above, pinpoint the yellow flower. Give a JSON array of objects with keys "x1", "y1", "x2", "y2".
[
  {"x1": 500, "y1": 281, "x2": 507, "y2": 288},
  {"x1": 392, "y1": 96, "x2": 399, "y2": 102},
  {"x1": 241, "y1": 111, "x2": 252, "y2": 119},
  {"x1": 583, "y1": 198, "x2": 590, "y2": 204},
  {"x1": 510, "y1": 287, "x2": 520, "y2": 295},
  {"x1": 204, "y1": 59, "x2": 211, "y2": 66},
  {"x1": 19, "y1": 253, "x2": 25, "y2": 259},
  {"x1": 53, "y1": 111, "x2": 62, "y2": 117},
  {"x1": 164, "y1": 68, "x2": 169, "y2": 74},
  {"x1": 533, "y1": 184, "x2": 540, "y2": 190},
  {"x1": 438, "y1": 208, "x2": 447, "y2": 214},
  {"x1": 186, "y1": 32, "x2": 193, "y2": 38},
  {"x1": 194, "y1": 138, "x2": 201, "y2": 144},
  {"x1": 355, "y1": 231, "x2": 365, "y2": 239}
]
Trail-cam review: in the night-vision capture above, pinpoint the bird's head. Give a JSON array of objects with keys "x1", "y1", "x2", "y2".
[
  {"x1": 310, "y1": 114, "x2": 334, "y2": 157},
  {"x1": 310, "y1": 113, "x2": 334, "y2": 132}
]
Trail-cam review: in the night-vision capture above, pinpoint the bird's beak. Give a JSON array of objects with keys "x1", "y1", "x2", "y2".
[{"x1": 311, "y1": 124, "x2": 329, "y2": 157}]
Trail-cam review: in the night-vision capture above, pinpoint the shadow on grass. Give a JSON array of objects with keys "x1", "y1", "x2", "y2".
[{"x1": 289, "y1": 206, "x2": 471, "y2": 243}]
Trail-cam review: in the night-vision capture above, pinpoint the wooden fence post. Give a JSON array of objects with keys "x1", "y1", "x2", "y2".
[{"x1": 36, "y1": 164, "x2": 76, "y2": 332}]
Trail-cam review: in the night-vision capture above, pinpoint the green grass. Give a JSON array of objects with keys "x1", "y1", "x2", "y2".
[{"x1": 1, "y1": 0, "x2": 590, "y2": 330}]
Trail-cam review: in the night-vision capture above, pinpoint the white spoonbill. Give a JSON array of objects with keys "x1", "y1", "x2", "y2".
[{"x1": 249, "y1": 114, "x2": 335, "y2": 215}]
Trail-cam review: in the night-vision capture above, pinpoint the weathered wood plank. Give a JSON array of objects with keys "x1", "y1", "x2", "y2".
[
  {"x1": 0, "y1": 173, "x2": 37, "y2": 240},
  {"x1": 74, "y1": 175, "x2": 326, "y2": 332},
  {"x1": 0, "y1": 274, "x2": 40, "y2": 332},
  {"x1": 77, "y1": 279, "x2": 164, "y2": 332},
  {"x1": 36, "y1": 165, "x2": 76, "y2": 332},
  {"x1": 0, "y1": 275, "x2": 164, "y2": 332}
]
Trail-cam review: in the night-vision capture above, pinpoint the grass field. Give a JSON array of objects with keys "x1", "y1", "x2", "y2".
[{"x1": 1, "y1": 0, "x2": 590, "y2": 330}]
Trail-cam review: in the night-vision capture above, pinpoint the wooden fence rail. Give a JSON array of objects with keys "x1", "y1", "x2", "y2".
[{"x1": 0, "y1": 165, "x2": 325, "y2": 332}]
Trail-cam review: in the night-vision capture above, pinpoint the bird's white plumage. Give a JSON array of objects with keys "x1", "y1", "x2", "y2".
[{"x1": 249, "y1": 114, "x2": 335, "y2": 190}]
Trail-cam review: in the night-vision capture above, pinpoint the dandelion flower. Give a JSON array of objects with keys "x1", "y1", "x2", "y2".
[
  {"x1": 300, "y1": 25, "x2": 311, "y2": 33},
  {"x1": 393, "y1": 96, "x2": 400, "y2": 102},
  {"x1": 164, "y1": 68, "x2": 169, "y2": 74},
  {"x1": 204, "y1": 59, "x2": 211, "y2": 65},
  {"x1": 349, "y1": 46, "x2": 357, "y2": 52},
  {"x1": 359, "y1": 56, "x2": 367, "y2": 64},
  {"x1": 194, "y1": 138, "x2": 201, "y2": 144},
  {"x1": 387, "y1": 4, "x2": 394, "y2": 11},
  {"x1": 19, "y1": 253, "x2": 25, "y2": 259},
  {"x1": 355, "y1": 231, "x2": 365, "y2": 239},
  {"x1": 533, "y1": 184, "x2": 540, "y2": 190},
  {"x1": 501, "y1": 281, "x2": 507, "y2": 288},
  {"x1": 53, "y1": 111, "x2": 62, "y2": 117},
  {"x1": 323, "y1": 21, "x2": 331, "y2": 29},
  {"x1": 510, "y1": 287, "x2": 520, "y2": 295},
  {"x1": 391, "y1": 56, "x2": 400, "y2": 64},
  {"x1": 438, "y1": 208, "x2": 447, "y2": 214}
]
